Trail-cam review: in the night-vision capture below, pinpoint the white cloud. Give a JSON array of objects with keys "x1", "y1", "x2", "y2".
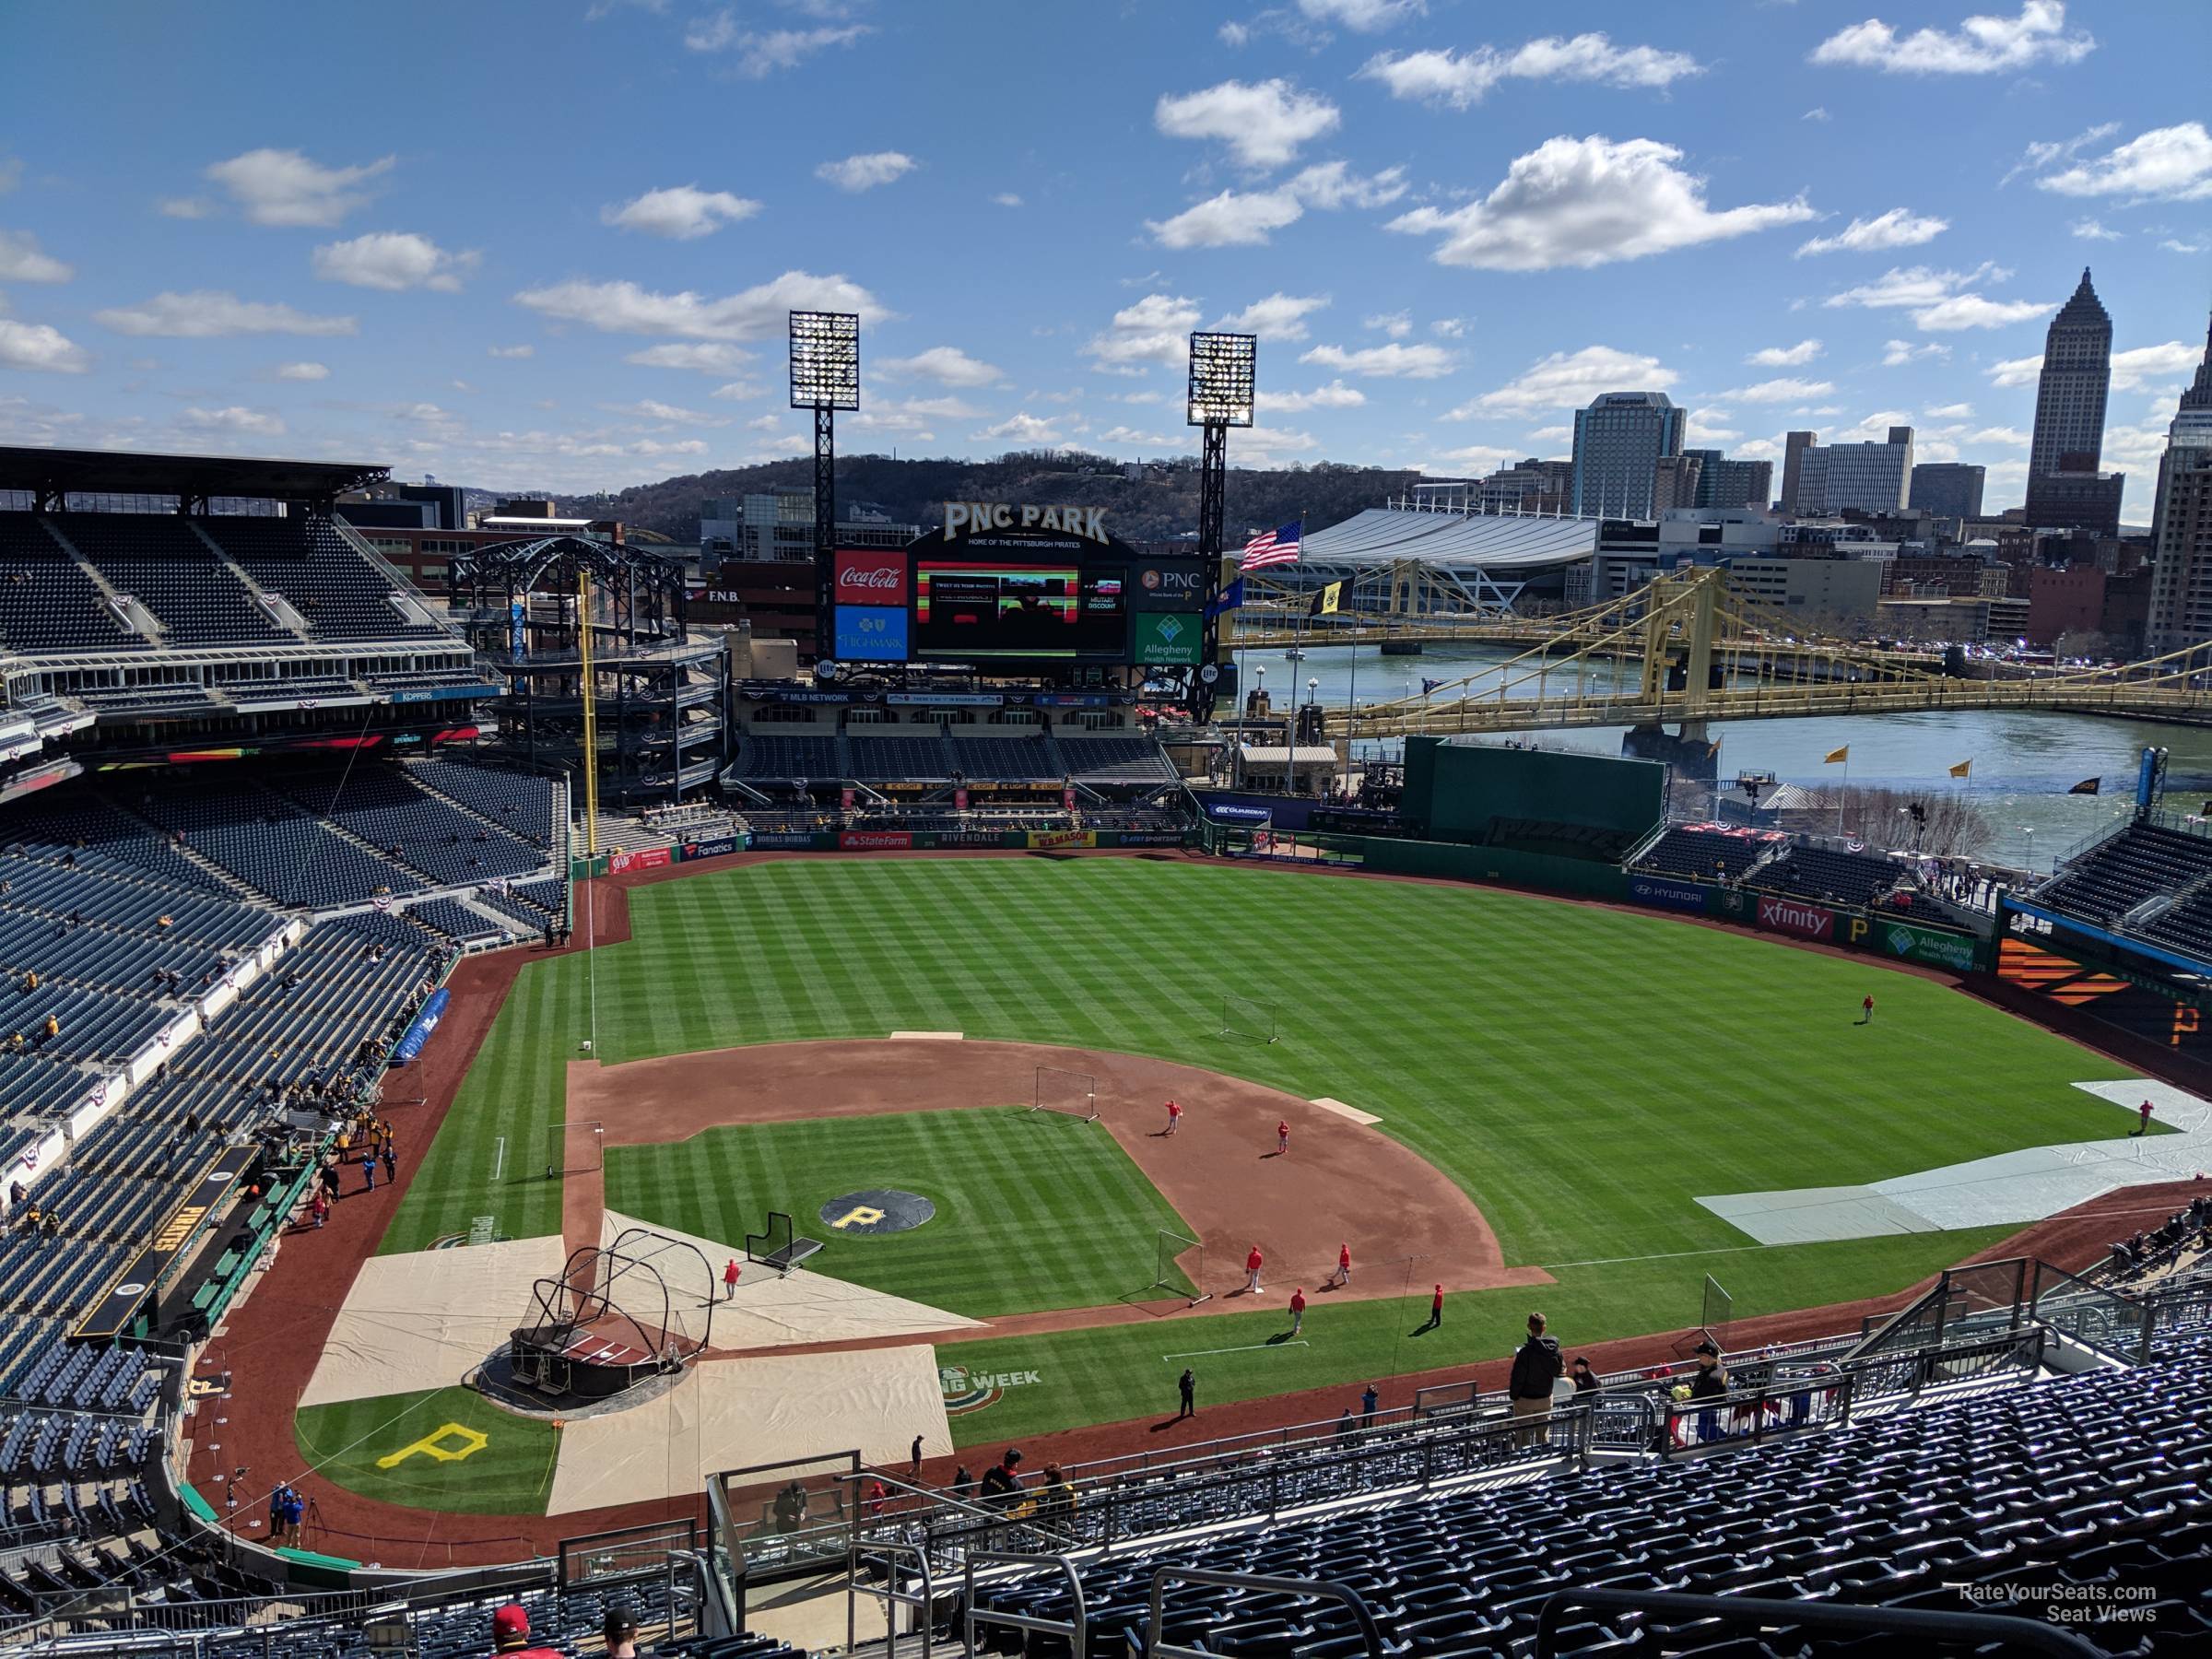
[
  {"x1": 1260, "y1": 380, "x2": 1366, "y2": 413},
  {"x1": 2110, "y1": 341, "x2": 2206, "y2": 390},
  {"x1": 183, "y1": 406, "x2": 285, "y2": 437},
  {"x1": 1218, "y1": 20, "x2": 1249, "y2": 46},
  {"x1": 2162, "y1": 235, "x2": 2210, "y2": 254},
  {"x1": 1388, "y1": 135, "x2": 1813, "y2": 271},
  {"x1": 1914, "y1": 294, "x2": 2051, "y2": 330},
  {"x1": 1300, "y1": 341, "x2": 1453, "y2": 378},
  {"x1": 816, "y1": 151, "x2": 918, "y2": 193},
  {"x1": 1834, "y1": 408, "x2": 1914, "y2": 442},
  {"x1": 1925, "y1": 401, "x2": 1975, "y2": 418},
  {"x1": 992, "y1": 193, "x2": 1023, "y2": 208},
  {"x1": 93, "y1": 289, "x2": 357, "y2": 337},
  {"x1": 2069, "y1": 217, "x2": 2123, "y2": 241},
  {"x1": 1097, "y1": 425, "x2": 1179, "y2": 447},
  {"x1": 1116, "y1": 390, "x2": 1167, "y2": 406},
  {"x1": 1452, "y1": 345, "x2": 1674, "y2": 417},
  {"x1": 623, "y1": 342, "x2": 754, "y2": 373},
  {"x1": 878, "y1": 345, "x2": 1004, "y2": 386},
  {"x1": 709, "y1": 380, "x2": 766, "y2": 401},
  {"x1": 1146, "y1": 161, "x2": 1403, "y2": 248},
  {"x1": 1685, "y1": 407, "x2": 1740, "y2": 445},
  {"x1": 1234, "y1": 423, "x2": 1323, "y2": 463},
  {"x1": 1431, "y1": 316, "x2": 1469, "y2": 338},
  {"x1": 1418, "y1": 442, "x2": 1522, "y2": 475},
  {"x1": 311, "y1": 231, "x2": 479, "y2": 292},
  {"x1": 512, "y1": 271, "x2": 886, "y2": 340},
  {"x1": 973, "y1": 412, "x2": 1064, "y2": 446},
  {"x1": 683, "y1": 16, "x2": 870, "y2": 76},
  {"x1": 1809, "y1": 3, "x2": 2095, "y2": 75},
  {"x1": 2034, "y1": 122, "x2": 2212, "y2": 199},
  {"x1": 1824, "y1": 263, "x2": 2045, "y2": 331},
  {"x1": 204, "y1": 147, "x2": 394, "y2": 227},
  {"x1": 1359, "y1": 34, "x2": 1702, "y2": 109},
  {"x1": 1365, "y1": 310, "x2": 1412, "y2": 338},
  {"x1": 1747, "y1": 338, "x2": 1822, "y2": 367},
  {"x1": 1297, "y1": 0, "x2": 1424, "y2": 29},
  {"x1": 157, "y1": 196, "x2": 212, "y2": 218},
  {"x1": 605, "y1": 398, "x2": 720, "y2": 424},
  {"x1": 743, "y1": 414, "x2": 781, "y2": 433},
  {"x1": 2001, "y1": 122, "x2": 2120, "y2": 185},
  {"x1": 601, "y1": 184, "x2": 761, "y2": 239},
  {"x1": 1985, "y1": 353, "x2": 2042, "y2": 387},
  {"x1": 1718, "y1": 377, "x2": 1836, "y2": 403},
  {"x1": 1215, "y1": 291, "x2": 1331, "y2": 341},
  {"x1": 1528, "y1": 424, "x2": 1571, "y2": 444},
  {"x1": 488, "y1": 344, "x2": 535, "y2": 359},
  {"x1": 1884, "y1": 338, "x2": 1950, "y2": 366},
  {"x1": 1081, "y1": 292, "x2": 1200, "y2": 373},
  {"x1": 0, "y1": 230, "x2": 73, "y2": 284},
  {"x1": 0, "y1": 320, "x2": 89, "y2": 373},
  {"x1": 1968, "y1": 425, "x2": 2030, "y2": 445},
  {"x1": 1804, "y1": 107, "x2": 1831, "y2": 123},
  {"x1": 1154, "y1": 78, "x2": 1340, "y2": 169},
  {"x1": 1795, "y1": 206, "x2": 1948, "y2": 257},
  {"x1": 275, "y1": 361, "x2": 329, "y2": 381}
]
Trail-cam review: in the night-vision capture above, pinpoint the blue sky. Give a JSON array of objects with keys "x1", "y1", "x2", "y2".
[{"x1": 1, "y1": 0, "x2": 2206, "y2": 514}]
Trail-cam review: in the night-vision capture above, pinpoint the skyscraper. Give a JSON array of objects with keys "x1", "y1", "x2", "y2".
[
  {"x1": 2146, "y1": 311, "x2": 2212, "y2": 653},
  {"x1": 1909, "y1": 463, "x2": 1986, "y2": 522},
  {"x1": 1571, "y1": 392, "x2": 1686, "y2": 518},
  {"x1": 2024, "y1": 269, "x2": 2123, "y2": 534},
  {"x1": 1781, "y1": 431, "x2": 1816, "y2": 515},
  {"x1": 1684, "y1": 449, "x2": 1774, "y2": 511},
  {"x1": 1789, "y1": 428, "x2": 1914, "y2": 516}
]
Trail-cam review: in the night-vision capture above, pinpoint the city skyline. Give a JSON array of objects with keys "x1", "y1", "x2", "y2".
[{"x1": 0, "y1": 0, "x2": 2207, "y2": 516}]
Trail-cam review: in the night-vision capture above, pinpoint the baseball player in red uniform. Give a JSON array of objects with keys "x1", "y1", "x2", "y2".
[
  {"x1": 1325, "y1": 1241, "x2": 1351, "y2": 1289},
  {"x1": 1428, "y1": 1283, "x2": 1444, "y2": 1328},
  {"x1": 1276, "y1": 1119, "x2": 1290, "y2": 1155},
  {"x1": 1289, "y1": 1287, "x2": 1306, "y2": 1335},
  {"x1": 1244, "y1": 1244, "x2": 1265, "y2": 1295},
  {"x1": 1860, "y1": 994, "x2": 1875, "y2": 1025},
  {"x1": 1164, "y1": 1099, "x2": 1182, "y2": 1135},
  {"x1": 2135, "y1": 1099, "x2": 2154, "y2": 1136},
  {"x1": 724, "y1": 1258, "x2": 741, "y2": 1300}
]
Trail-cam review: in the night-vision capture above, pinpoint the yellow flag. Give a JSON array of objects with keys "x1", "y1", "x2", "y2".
[
  {"x1": 1308, "y1": 581, "x2": 1343, "y2": 618},
  {"x1": 1948, "y1": 759, "x2": 1972, "y2": 779},
  {"x1": 1824, "y1": 745, "x2": 1849, "y2": 764}
]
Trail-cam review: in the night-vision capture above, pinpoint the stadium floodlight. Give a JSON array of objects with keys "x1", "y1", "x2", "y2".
[
  {"x1": 789, "y1": 310, "x2": 860, "y2": 412},
  {"x1": 1186, "y1": 331, "x2": 1256, "y2": 429}
]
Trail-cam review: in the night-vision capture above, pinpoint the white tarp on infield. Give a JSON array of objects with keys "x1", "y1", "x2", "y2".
[
  {"x1": 300, "y1": 1234, "x2": 571, "y2": 1408},
  {"x1": 1696, "y1": 1082, "x2": 2211, "y2": 1246},
  {"x1": 600, "y1": 1208, "x2": 982, "y2": 1349},
  {"x1": 546, "y1": 1344, "x2": 950, "y2": 1515}
]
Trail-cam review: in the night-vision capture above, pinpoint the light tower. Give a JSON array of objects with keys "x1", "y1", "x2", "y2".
[
  {"x1": 1186, "y1": 330, "x2": 1255, "y2": 722},
  {"x1": 790, "y1": 310, "x2": 860, "y2": 661}
]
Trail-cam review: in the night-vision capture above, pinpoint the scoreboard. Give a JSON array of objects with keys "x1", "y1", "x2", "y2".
[
  {"x1": 824, "y1": 515, "x2": 1208, "y2": 672},
  {"x1": 1995, "y1": 921, "x2": 2212, "y2": 1060}
]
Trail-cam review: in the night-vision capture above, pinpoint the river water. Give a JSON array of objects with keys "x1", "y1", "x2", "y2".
[{"x1": 1231, "y1": 641, "x2": 2212, "y2": 872}]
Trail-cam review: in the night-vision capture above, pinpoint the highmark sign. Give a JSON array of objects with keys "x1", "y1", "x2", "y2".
[{"x1": 941, "y1": 502, "x2": 1109, "y2": 541}]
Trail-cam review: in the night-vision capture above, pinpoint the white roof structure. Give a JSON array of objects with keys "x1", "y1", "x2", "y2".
[{"x1": 1299, "y1": 508, "x2": 1600, "y2": 572}]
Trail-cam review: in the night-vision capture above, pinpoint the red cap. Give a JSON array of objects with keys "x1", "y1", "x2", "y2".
[{"x1": 492, "y1": 1604, "x2": 530, "y2": 1639}]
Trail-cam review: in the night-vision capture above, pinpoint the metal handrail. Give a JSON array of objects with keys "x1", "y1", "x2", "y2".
[
  {"x1": 847, "y1": 1536, "x2": 932, "y2": 1659},
  {"x1": 1535, "y1": 1587, "x2": 2101, "y2": 1657},
  {"x1": 1146, "y1": 1567, "x2": 1383, "y2": 1659},
  {"x1": 963, "y1": 1549, "x2": 1087, "y2": 1659}
]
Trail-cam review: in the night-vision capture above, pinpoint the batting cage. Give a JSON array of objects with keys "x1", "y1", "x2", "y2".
[{"x1": 1030, "y1": 1065, "x2": 1100, "y2": 1123}]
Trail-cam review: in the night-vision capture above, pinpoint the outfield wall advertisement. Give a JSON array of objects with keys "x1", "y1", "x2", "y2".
[{"x1": 1626, "y1": 875, "x2": 1710, "y2": 915}]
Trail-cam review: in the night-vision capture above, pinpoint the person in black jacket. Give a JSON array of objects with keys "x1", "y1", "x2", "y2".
[
  {"x1": 1685, "y1": 1342, "x2": 1729, "y2": 1443},
  {"x1": 979, "y1": 1448, "x2": 1025, "y2": 1507},
  {"x1": 1570, "y1": 1356, "x2": 1598, "y2": 1393},
  {"x1": 1507, "y1": 1312, "x2": 1563, "y2": 1445}
]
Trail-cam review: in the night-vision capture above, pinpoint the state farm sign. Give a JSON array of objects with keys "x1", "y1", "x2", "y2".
[
  {"x1": 1756, "y1": 894, "x2": 1836, "y2": 942},
  {"x1": 833, "y1": 550, "x2": 909, "y2": 606}
]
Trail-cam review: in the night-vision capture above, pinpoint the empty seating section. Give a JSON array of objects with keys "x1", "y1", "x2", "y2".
[
  {"x1": 849, "y1": 734, "x2": 952, "y2": 782},
  {"x1": 2033, "y1": 821, "x2": 2212, "y2": 925},
  {"x1": 202, "y1": 512, "x2": 444, "y2": 639},
  {"x1": 1753, "y1": 845, "x2": 1904, "y2": 908},
  {"x1": 2145, "y1": 891, "x2": 2212, "y2": 961},
  {"x1": 274, "y1": 765, "x2": 543, "y2": 887},
  {"x1": 2, "y1": 797, "x2": 236, "y2": 897},
  {"x1": 403, "y1": 897, "x2": 506, "y2": 945},
  {"x1": 1637, "y1": 822, "x2": 1780, "y2": 881},
  {"x1": 1057, "y1": 735, "x2": 1176, "y2": 783},
  {"x1": 735, "y1": 735, "x2": 840, "y2": 780},
  {"x1": 406, "y1": 758, "x2": 558, "y2": 847},
  {"x1": 54, "y1": 514, "x2": 293, "y2": 646},
  {"x1": 137, "y1": 775, "x2": 425, "y2": 909},
  {"x1": 0, "y1": 513, "x2": 144, "y2": 654},
  {"x1": 220, "y1": 674, "x2": 359, "y2": 703},
  {"x1": 961, "y1": 1348, "x2": 2212, "y2": 1658},
  {"x1": 952, "y1": 734, "x2": 1059, "y2": 780}
]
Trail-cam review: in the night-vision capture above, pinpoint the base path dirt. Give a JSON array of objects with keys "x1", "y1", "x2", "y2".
[{"x1": 569, "y1": 1036, "x2": 1548, "y2": 1349}]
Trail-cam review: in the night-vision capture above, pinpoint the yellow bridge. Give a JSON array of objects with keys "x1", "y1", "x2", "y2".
[{"x1": 1232, "y1": 567, "x2": 2212, "y2": 741}]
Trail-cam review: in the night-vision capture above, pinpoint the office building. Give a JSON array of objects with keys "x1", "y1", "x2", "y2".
[
  {"x1": 1571, "y1": 392, "x2": 1685, "y2": 518},
  {"x1": 1790, "y1": 428, "x2": 1913, "y2": 516},
  {"x1": 1725, "y1": 557, "x2": 1884, "y2": 625},
  {"x1": 1909, "y1": 463, "x2": 1985, "y2": 522},
  {"x1": 1781, "y1": 432, "x2": 1815, "y2": 518},
  {"x1": 701, "y1": 489, "x2": 912, "y2": 570},
  {"x1": 1652, "y1": 453, "x2": 1704, "y2": 512},
  {"x1": 2146, "y1": 311, "x2": 2212, "y2": 653},
  {"x1": 2028, "y1": 269, "x2": 2112, "y2": 485},
  {"x1": 1681, "y1": 450, "x2": 1773, "y2": 512}
]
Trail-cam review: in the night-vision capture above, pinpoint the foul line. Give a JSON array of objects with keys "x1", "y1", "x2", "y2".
[
  {"x1": 1541, "y1": 1242, "x2": 1780, "y2": 1271},
  {"x1": 1161, "y1": 1340, "x2": 1311, "y2": 1361}
]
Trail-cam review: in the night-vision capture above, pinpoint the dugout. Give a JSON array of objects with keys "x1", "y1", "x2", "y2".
[{"x1": 1400, "y1": 737, "x2": 1665, "y2": 862}]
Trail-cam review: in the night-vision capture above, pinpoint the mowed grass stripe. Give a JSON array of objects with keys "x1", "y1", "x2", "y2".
[{"x1": 604, "y1": 1108, "x2": 1192, "y2": 1316}]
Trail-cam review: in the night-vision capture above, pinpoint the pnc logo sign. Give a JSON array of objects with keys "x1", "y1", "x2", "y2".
[{"x1": 833, "y1": 551, "x2": 909, "y2": 606}]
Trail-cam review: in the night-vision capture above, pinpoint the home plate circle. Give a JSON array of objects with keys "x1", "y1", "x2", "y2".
[{"x1": 819, "y1": 1189, "x2": 935, "y2": 1235}]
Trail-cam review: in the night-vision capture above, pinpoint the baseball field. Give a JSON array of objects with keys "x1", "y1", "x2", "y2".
[{"x1": 309, "y1": 851, "x2": 2160, "y2": 1499}]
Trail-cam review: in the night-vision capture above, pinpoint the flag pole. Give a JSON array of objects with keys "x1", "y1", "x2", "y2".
[{"x1": 1343, "y1": 578, "x2": 1359, "y2": 800}]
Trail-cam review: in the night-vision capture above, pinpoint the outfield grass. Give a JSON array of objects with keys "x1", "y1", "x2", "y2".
[
  {"x1": 294, "y1": 1386, "x2": 560, "y2": 1515},
  {"x1": 605, "y1": 1108, "x2": 1194, "y2": 1316},
  {"x1": 378, "y1": 856, "x2": 2141, "y2": 1436}
]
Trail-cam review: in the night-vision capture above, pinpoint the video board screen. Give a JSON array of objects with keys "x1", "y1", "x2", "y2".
[{"x1": 912, "y1": 562, "x2": 1127, "y2": 660}]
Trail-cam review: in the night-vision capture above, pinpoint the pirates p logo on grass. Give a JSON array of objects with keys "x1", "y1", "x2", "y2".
[{"x1": 819, "y1": 1189, "x2": 935, "y2": 1235}]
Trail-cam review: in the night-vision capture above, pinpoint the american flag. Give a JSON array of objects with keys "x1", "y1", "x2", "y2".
[{"x1": 1240, "y1": 519, "x2": 1302, "y2": 571}]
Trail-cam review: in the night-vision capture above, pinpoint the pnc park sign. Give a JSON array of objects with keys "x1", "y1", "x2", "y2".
[{"x1": 941, "y1": 502, "x2": 1110, "y2": 541}]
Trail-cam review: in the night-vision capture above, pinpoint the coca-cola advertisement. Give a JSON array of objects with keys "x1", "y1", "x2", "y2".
[{"x1": 833, "y1": 550, "x2": 909, "y2": 606}]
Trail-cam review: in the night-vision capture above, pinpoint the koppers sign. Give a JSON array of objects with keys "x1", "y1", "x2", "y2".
[
  {"x1": 832, "y1": 550, "x2": 909, "y2": 606},
  {"x1": 1628, "y1": 875, "x2": 1711, "y2": 916},
  {"x1": 1756, "y1": 894, "x2": 1836, "y2": 942}
]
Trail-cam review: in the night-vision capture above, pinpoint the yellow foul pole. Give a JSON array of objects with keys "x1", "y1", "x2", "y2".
[{"x1": 577, "y1": 570, "x2": 600, "y2": 857}]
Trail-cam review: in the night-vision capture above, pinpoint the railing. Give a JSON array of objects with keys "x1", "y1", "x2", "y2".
[
  {"x1": 1145, "y1": 1567, "x2": 1385, "y2": 1659},
  {"x1": 2030, "y1": 1259, "x2": 2153, "y2": 1363},
  {"x1": 1654, "y1": 1371, "x2": 1855, "y2": 1460},
  {"x1": 848, "y1": 1538, "x2": 934, "y2": 1658},
  {"x1": 963, "y1": 1549, "x2": 1088, "y2": 1658},
  {"x1": 1535, "y1": 1588, "x2": 2103, "y2": 1658}
]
